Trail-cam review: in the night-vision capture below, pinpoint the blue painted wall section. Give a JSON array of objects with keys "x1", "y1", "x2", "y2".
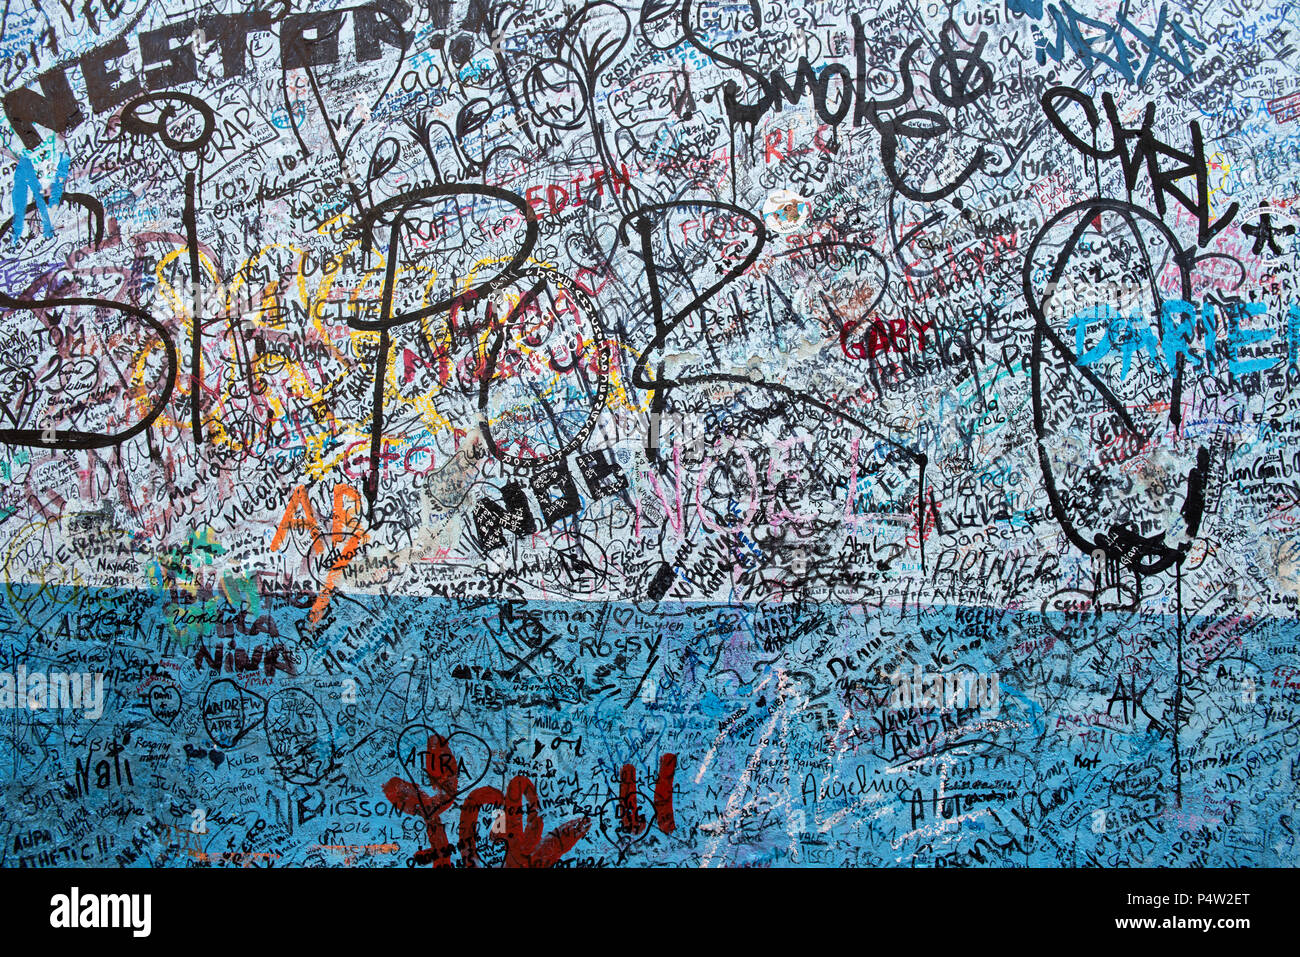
[{"x1": 0, "y1": 0, "x2": 1297, "y2": 867}]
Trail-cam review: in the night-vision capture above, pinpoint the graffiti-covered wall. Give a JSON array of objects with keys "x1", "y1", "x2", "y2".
[{"x1": 0, "y1": 0, "x2": 1298, "y2": 868}]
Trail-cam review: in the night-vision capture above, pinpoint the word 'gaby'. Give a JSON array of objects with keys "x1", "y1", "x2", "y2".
[
  {"x1": 50, "y1": 887, "x2": 151, "y2": 937},
  {"x1": 1069, "y1": 300, "x2": 1300, "y2": 378},
  {"x1": 0, "y1": 666, "x2": 104, "y2": 718}
]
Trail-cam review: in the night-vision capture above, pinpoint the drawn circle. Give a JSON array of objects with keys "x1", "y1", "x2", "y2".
[
  {"x1": 264, "y1": 688, "x2": 334, "y2": 784},
  {"x1": 523, "y1": 58, "x2": 589, "y2": 130},
  {"x1": 202, "y1": 678, "x2": 262, "y2": 748},
  {"x1": 478, "y1": 266, "x2": 611, "y2": 470},
  {"x1": 120, "y1": 92, "x2": 216, "y2": 153}
]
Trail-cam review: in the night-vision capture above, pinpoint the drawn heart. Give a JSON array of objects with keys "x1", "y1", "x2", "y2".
[
  {"x1": 396, "y1": 724, "x2": 492, "y2": 799},
  {"x1": 147, "y1": 681, "x2": 182, "y2": 727},
  {"x1": 0, "y1": 366, "x2": 35, "y2": 430}
]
